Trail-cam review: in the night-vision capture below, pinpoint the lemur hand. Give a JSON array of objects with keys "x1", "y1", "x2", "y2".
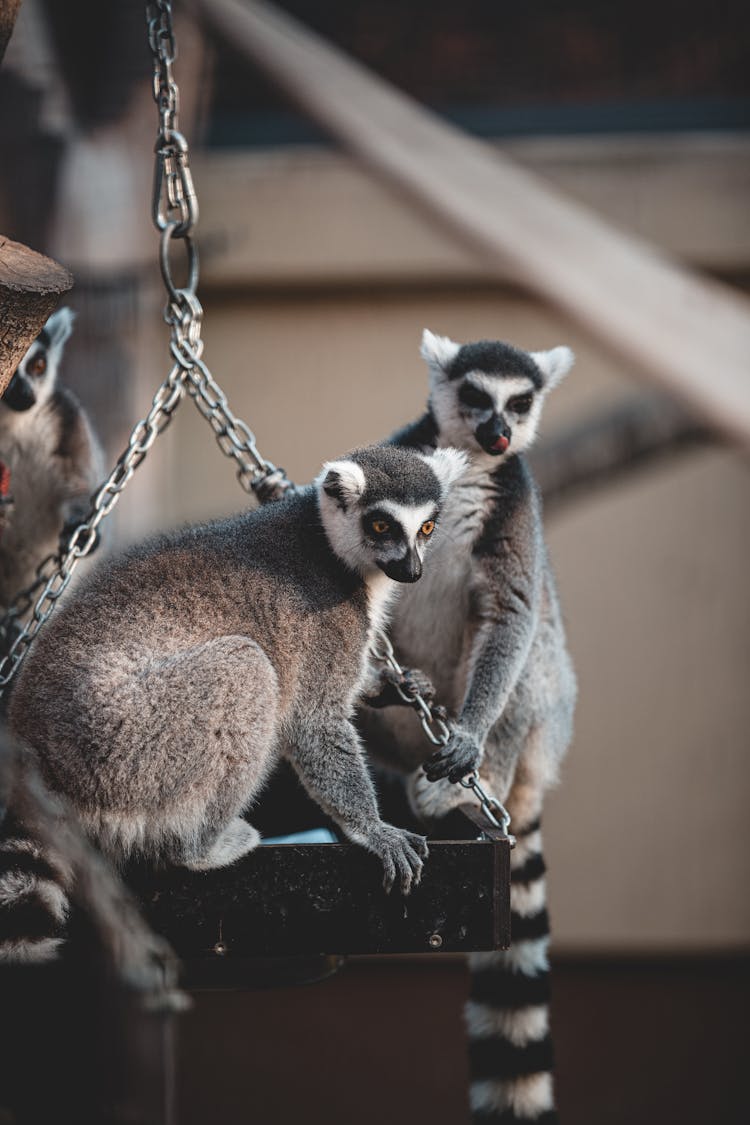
[
  {"x1": 367, "y1": 824, "x2": 429, "y2": 894},
  {"x1": 364, "y1": 663, "x2": 436, "y2": 709},
  {"x1": 423, "y1": 727, "x2": 482, "y2": 783},
  {"x1": 393, "y1": 664, "x2": 435, "y2": 703}
]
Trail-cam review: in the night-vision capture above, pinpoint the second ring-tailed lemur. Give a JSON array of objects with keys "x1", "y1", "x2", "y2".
[
  {"x1": 0, "y1": 307, "x2": 103, "y2": 613},
  {"x1": 359, "y1": 331, "x2": 577, "y2": 1125},
  {"x1": 2, "y1": 443, "x2": 466, "y2": 961}
]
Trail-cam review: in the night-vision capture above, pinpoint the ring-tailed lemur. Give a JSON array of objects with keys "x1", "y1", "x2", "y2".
[
  {"x1": 2, "y1": 443, "x2": 466, "y2": 961},
  {"x1": 0, "y1": 307, "x2": 103, "y2": 614},
  {"x1": 359, "y1": 331, "x2": 577, "y2": 1125}
]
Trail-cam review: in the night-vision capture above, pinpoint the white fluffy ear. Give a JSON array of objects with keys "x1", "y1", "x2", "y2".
[
  {"x1": 531, "y1": 345, "x2": 575, "y2": 390},
  {"x1": 419, "y1": 447, "x2": 468, "y2": 499},
  {"x1": 317, "y1": 459, "x2": 366, "y2": 511},
  {"x1": 420, "y1": 328, "x2": 461, "y2": 373},
  {"x1": 44, "y1": 307, "x2": 76, "y2": 349}
]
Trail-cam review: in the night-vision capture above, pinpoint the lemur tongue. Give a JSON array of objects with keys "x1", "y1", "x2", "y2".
[{"x1": 492, "y1": 435, "x2": 509, "y2": 452}]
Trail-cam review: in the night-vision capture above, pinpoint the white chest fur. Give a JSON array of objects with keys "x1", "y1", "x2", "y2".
[
  {"x1": 365, "y1": 569, "x2": 398, "y2": 643},
  {"x1": 0, "y1": 407, "x2": 66, "y2": 513},
  {"x1": 390, "y1": 463, "x2": 494, "y2": 701}
]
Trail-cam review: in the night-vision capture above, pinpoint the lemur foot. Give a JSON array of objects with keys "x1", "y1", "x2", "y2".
[
  {"x1": 367, "y1": 824, "x2": 429, "y2": 894},
  {"x1": 409, "y1": 769, "x2": 467, "y2": 822},
  {"x1": 184, "y1": 817, "x2": 261, "y2": 871}
]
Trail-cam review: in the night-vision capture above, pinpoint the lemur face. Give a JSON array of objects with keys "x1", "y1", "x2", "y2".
[
  {"x1": 3, "y1": 307, "x2": 75, "y2": 413},
  {"x1": 420, "y1": 330, "x2": 574, "y2": 460},
  {"x1": 454, "y1": 370, "x2": 541, "y2": 457},
  {"x1": 317, "y1": 444, "x2": 466, "y2": 582}
]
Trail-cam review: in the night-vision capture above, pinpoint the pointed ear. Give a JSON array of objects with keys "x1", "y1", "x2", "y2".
[
  {"x1": 317, "y1": 459, "x2": 366, "y2": 512},
  {"x1": 420, "y1": 329, "x2": 461, "y2": 374},
  {"x1": 44, "y1": 307, "x2": 76, "y2": 350},
  {"x1": 531, "y1": 346, "x2": 575, "y2": 390},
  {"x1": 418, "y1": 447, "x2": 468, "y2": 500}
]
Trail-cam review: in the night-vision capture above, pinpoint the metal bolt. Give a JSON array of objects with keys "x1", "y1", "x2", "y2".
[{"x1": 428, "y1": 933, "x2": 443, "y2": 949}]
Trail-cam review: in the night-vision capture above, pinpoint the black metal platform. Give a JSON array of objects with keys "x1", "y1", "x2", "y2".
[
  {"x1": 131, "y1": 827, "x2": 511, "y2": 964},
  {"x1": 124, "y1": 764, "x2": 513, "y2": 975}
]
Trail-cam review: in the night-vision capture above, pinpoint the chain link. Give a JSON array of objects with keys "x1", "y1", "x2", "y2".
[
  {"x1": 459, "y1": 773, "x2": 516, "y2": 844},
  {"x1": 0, "y1": 552, "x2": 59, "y2": 656},
  {"x1": 371, "y1": 631, "x2": 450, "y2": 748}
]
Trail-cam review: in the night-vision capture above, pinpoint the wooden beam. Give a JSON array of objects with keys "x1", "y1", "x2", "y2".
[
  {"x1": 192, "y1": 0, "x2": 750, "y2": 448},
  {"x1": 0, "y1": 236, "x2": 73, "y2": 395},
  {"x1": 192, "y1": 138, "x2": 750, "y2": 289}
]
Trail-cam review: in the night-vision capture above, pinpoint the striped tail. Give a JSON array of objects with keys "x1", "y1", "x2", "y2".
[
  {"x1": 0, "y1": 813, "x2": 71, "y2": 962},
  {"x1": 467, "y1": 816, "x2": 557, "y2": 1124}
]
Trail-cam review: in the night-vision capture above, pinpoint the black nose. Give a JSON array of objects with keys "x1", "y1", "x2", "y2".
[
  {"x1": 476, "y1": 414, "x2": 511, "y2": 456},
  {"x1": 3, "y1": 372, "x2": 36, "y2": 412},
  {"x1": 379, "y1": 551, "x2": 422, "y2": 583}
]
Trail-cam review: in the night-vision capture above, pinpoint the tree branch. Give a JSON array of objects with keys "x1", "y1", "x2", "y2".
[{"x1": 531, "y1": 392, "x2": 715, "y2": 513}]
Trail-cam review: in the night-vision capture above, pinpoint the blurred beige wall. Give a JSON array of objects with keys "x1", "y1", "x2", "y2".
[{"x1": 125, "y1": 136, "x2": 750, "y2": 953}]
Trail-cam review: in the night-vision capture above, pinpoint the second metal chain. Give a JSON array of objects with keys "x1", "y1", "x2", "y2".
[
  {"x1": 0, "y1": 3, "x2": 291, "y2": 692},
  {"x1": 0, "y1": 363, "x2": 186, "y2": 690},
  {"x1": 370, "y1": 633, "x2": 514, "y2": 842},
  {"x1": 371, "y1": 631, "x2": 450, "y2": 749}
]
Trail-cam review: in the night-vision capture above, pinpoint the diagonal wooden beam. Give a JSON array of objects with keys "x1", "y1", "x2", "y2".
[{"x1": 191, "y1": 0, "x2": 750, "y2": 448}]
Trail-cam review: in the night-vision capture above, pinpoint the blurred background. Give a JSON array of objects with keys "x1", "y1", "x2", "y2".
[{"x1": 1, "y1": 1, "x2": 748, "y2": 1123}]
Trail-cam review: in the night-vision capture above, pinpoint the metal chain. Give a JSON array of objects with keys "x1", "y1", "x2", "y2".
[
  {"x1": 147, "y1": 0, "x2": 507, "y2": 840},
  {"x1": 369, "y1": 632, "x2": 513, "y2": 841},
  {"x1": 146, "y1": 0, "x2": 293, "y2": 504},
  {"x1": 0, "y1": 2, "x2": 289, "y2": 693},
  {"x1": 0, "y1": 551, "x2": 59, "y2": 654},
  {"x1": 371, "y1": 631, "x2": 450, "y2": 748},
  {"x1": 0, "y1": 365, "x2": 187, "y2": 692},
  {"x1": 147, "y1": 2, "x2": 507, "y2": 842},
  {"x1": 0, "y1": 2, "x2": 511, "y2": 844},
  {"x1": 459, "y1": 774, "x2": 516, "y2": 844}
]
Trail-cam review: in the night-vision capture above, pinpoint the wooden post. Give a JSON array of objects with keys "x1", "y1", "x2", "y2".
[{"x1": 0, "y1": 236, "x2": 73, "y2": 395}]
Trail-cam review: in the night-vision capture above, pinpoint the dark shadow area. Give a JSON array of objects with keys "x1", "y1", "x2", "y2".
[{"x1": 177, "y1": 955, "x2": 750, "y2": 1125}]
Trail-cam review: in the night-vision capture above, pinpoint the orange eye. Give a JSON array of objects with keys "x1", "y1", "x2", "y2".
[
  {"x1": 371, "y1": 519, "x2": 389, "y2": 534},
  {"x1": 30, "y1": 355, "x2": 47, "y2": 376},
  {"x1": 421, "y1": 520, "x2": 435, "y2": 536}
]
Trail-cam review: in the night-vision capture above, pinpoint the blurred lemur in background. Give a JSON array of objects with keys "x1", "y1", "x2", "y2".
[
  {"x1": 2, "y1": 443, "x2": 466, "y2": 961},
  {"x1": 0, "y1": 308, "x2": 103, "y2": 614},
  {"x1": 360, "y1": 330, "x2": 577, "y2": 1125}
]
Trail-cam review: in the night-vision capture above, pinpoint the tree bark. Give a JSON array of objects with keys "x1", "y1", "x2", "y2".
[{"x1": 0, "y1": 235, "x2": 73, "y2": 394}]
